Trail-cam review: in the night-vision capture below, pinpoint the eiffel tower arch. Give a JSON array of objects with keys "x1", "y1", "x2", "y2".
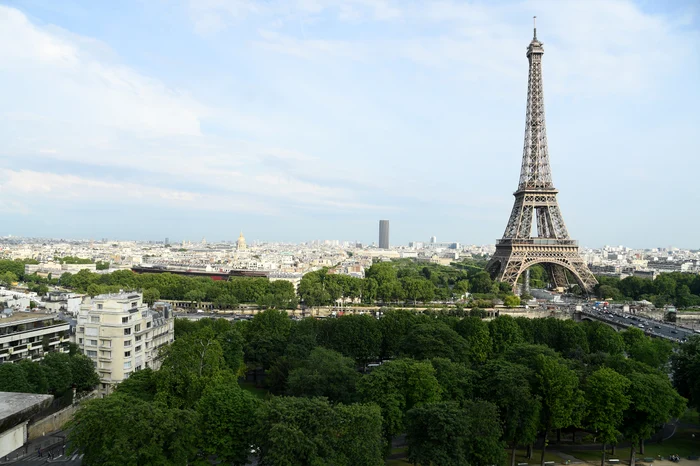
[{"x1": 486, "y1": 22, "x2": 597, "y2": 294}]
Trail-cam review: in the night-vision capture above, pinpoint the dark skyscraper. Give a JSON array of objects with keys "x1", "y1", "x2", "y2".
[{"x1": 378, "y1": 220, "x2": 390, "y2": 249}]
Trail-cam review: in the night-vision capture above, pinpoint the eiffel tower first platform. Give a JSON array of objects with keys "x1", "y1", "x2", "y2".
[{"x1": 486, "y1": 22, "x2": 598, "y2": 294}]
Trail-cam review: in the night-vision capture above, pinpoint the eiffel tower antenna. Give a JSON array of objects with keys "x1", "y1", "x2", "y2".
[
  {"x1": 486, "y1": 24, "x2": 598, "y2": 294},
  {"x1": 533, "y1": 16, "x2": 537, "y2": 39}
]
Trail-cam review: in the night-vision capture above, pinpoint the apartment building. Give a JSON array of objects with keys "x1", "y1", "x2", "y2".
[
  {"x1": 75, "y1": 292, "x2": 174, "y2": 395},
  {"x1": 0, "y1": 312, "x2": 70, "y2": 363}
]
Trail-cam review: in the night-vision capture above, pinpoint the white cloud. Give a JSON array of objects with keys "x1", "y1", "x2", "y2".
[{"x1": 0, "y1": 5, "x2": 204, "y2": 138}]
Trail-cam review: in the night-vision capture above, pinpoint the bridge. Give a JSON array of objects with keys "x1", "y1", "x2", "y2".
[{"x1": 576, "y1": 307, "x2": 694, "y2": 342}]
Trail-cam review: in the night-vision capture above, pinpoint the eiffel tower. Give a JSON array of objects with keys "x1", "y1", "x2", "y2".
[{"x1": 486, "y1": 21, "x2": 598, "y2": 294}]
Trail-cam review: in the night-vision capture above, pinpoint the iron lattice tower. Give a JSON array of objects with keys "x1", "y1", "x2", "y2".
[{"x1": 486, "y1": 22, "x2": 598, "y2": 294}]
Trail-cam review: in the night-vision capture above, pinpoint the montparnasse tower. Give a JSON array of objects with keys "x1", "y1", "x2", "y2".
[{"x1": 236, "y1": 231, "x2": 247, "y2": 251}]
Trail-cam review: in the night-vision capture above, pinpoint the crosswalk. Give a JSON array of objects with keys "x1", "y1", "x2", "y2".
[{"x1": 3, "y1": 453, "x2": 83, "y2": 464}]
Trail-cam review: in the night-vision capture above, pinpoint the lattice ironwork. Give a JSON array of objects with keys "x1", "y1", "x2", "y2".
[{"x1": 487, "y1": 24, "x2": 597, "y2": 294}]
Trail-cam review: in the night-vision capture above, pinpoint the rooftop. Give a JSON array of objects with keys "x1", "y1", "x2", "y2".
[
  {"x1": 0, "y1": 392, "x2": 53, "y2": 432},
  {"x1": 0, "y1": 312, "x2": 59, "y2": 325}
]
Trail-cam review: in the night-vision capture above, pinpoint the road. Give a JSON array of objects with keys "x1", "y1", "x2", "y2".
[{"x1": 580, "y1": 306, "x2": 695, "y2": 342}]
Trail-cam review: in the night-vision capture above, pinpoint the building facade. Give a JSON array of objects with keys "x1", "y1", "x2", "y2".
[
  {"x1": 0, "y1": 312, "x2": 70, "y2": 363},
  {"x1": 75, "y1": 292, "x2": 174, "y2": 395},
  {"x1": 378, "y1": 220, "x2": 390, "y2": 249}
]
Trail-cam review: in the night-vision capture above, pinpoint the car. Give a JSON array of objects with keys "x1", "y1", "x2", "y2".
[
  {"x1": 671, "y1": 330, "x2": 678, "y2": 334},
  {"x1": 638, "y1": 324, "x2": 645, "y2": 328},
  {"x1": 654, "y1": 325, "x2": 661, "y2": 329}
]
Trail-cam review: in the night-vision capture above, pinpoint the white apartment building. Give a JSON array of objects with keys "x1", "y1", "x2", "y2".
[
  {"x1": 75, "y1": 292, "x2": 174, "y2": 395},
  {"x1": 0, "y1": 312, "x2": 70, "y2": 363}
]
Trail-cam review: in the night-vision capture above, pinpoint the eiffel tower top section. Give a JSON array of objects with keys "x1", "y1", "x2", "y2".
[{"x1": 518, "y1": 18, "x2": 554, "y2": 193}]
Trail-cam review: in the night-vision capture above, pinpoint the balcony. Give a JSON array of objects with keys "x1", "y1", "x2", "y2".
[{"x1": 497, "y1": 238, "x2": 579, "y2": 247}]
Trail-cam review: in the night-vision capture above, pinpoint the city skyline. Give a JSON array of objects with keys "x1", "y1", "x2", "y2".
[{"x1": 1, "y1": 1, "x2": 699, "y2": 247}]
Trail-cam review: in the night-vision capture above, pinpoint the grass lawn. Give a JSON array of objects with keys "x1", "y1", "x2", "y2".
[
  {"x1": 642, "y1": 426, "x2": 700, "y2": 459},
  {"x1": 512, "y1": 448, "x2": 570, "y2": 464},
  {"x1": 679, "y1": 409, "x2": 699, "y2": 425},
  {"x1": 559, "y1": 425, "x2": 700, "y2": 463},
  {"x1": 239, "y1": 381, "x2": 269, "y2": 399}
]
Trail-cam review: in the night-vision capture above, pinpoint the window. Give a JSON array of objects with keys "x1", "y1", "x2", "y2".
[
  {"x1": 88, "y1": 339, "x2": 98, "y2": 346},
  {"x1": 135, "y1": 324, "x2": 141, "y2": 332},
  {"x1": 78, "y1": 338, "x2": 83, "y2": 344},
  {"x1": 100, "y1": 350, "x2": 111, "y2": 357},
  {"x1": 97, "y1": 304, "x2": 103, "y2": 310},
  {"x1": 122, "y1": 316, "x2": 129, "y2": 324},
  {"x1": 123, "y1": 361, "x2": 132, "y2": 369},
  {"x1": 90, "y1": 316, "x2": 100, "y2": 323},
  {"x1": 135, "y1": 365, "x2": 142, "y2": 371},
  {"x1": 147, "y1": 322, "x2": 152, "y2": 328},
  {"x1": 124, "y1": 328, "x2": 131, "y2": 336},
  {"x1": 124, "y1": 351, "x2": 131, "y2": 357},
  {"x1": 100, "y1": 340, "x2": 111, "y2": 347},
  {"x1": 135, "y1": 345, "x2": 141, "y2": 352},
  {"x1": 78, "y1": 327, "x2": 84, "y2": 333},
  {"x1": 87, "y1": 350, "x2": 97, "y2": 357},
  {"x1": 145, "y1": 342, "x2": 149, "y2": 348},
  {"x1": 135, "y1": 335, "x2": 142, "y2": 342},
  {"x1": 132, "y1": 302, "x2": 137, "y2": 308},
  {"x1": 124, "y1": 340, "x2": 132, "y2": 347}
]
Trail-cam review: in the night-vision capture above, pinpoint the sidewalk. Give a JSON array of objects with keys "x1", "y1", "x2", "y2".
[{"x1": 1, "y1": 430, "x2": 67, "y2": 464}]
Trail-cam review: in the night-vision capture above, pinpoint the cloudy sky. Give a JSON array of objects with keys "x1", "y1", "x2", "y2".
[{"x1": 0, "y1": 0, "x2": 698, "y2": 247}]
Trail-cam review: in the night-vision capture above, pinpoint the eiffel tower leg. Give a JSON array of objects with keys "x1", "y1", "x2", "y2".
[
  {"x1": 566, "y1": 257, "x2": 598, "y2": 294},
  {"x1": 547, "y1": 264, "x2": 569, "y2": 289}
]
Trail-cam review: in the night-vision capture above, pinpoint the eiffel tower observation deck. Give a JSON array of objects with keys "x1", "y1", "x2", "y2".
[{"x1": 486, "y1": 20, "x2": 598, "y2": 294}]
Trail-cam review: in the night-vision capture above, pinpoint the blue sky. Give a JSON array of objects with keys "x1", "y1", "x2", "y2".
[{"x1": 0, "y1": 0, "x2": 698, "y2": 247}]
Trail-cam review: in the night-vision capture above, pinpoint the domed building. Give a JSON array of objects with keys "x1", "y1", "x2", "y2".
[{"x1": 236, "y1": 231, "x2": 247, "y2": 251}]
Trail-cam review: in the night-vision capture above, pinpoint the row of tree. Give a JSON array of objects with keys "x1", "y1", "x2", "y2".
[
  {"x1": 68, "y1": 310, "x2": 690, "y2": 466},
  {"x1": 55, "y1": 269, "x2": 298, "y2": 309},
  {"x1": 298, "y1": 260, "x2": 518, "y2": 307},
  {"x1": 595, "y1": 273, "x2": 700, "y2": 308},
  {"x1": 0, "y1": 347, "x2": 99, "y2": 398}
]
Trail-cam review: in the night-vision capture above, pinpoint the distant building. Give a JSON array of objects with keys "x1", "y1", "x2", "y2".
[
  {"x1": 237, "y1": 231, "x2": 247, "y2": 251},
  {"x1": 43, "y1": 291, "x2": 82, "y2": 316},
  {"x1": 430, "y1": 236, "x2": 437, "y2": 244},
  {"x1": 75, "y1": 292, "x2": 174, "y2": 395},
  {"x1": 379, "y1": 220, "x2": 390, "y2": 249},
  {"x1": 165, "y1": 237, "x2": 169, "y2": 246},
  {"x1": 0, "y1": 312, "x2": 70, "y2": 363}
]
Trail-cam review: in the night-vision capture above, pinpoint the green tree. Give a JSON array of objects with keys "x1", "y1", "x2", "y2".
[
  {"x1": 623, "y1": 371, "x2": 686, "y2": 465},
  {"x1": 470, "y1": 271, "x2": 493, "y2": 294},
  {"x1": 535, "y1": 355, "x2": 584, "y2": 466},
  {"x1": 116, "y1": 368, "x2": 158, "y2": 402},
  {"x1": 68, "y1": 395, "x2": 200, "y2": 465},
  {"x1": 489, "y1": 315, "x2": 524, "y2": 354},
  {"x1": 256, "y1": 396, "x2": 383, "y2": 466},
  {"x1": 142, "y1": 287, "x2": 161, "y2": 306},
  {"x1": 671, "y1": 335, "x2": 700, "y2": 410},
  {"x1": 327, "y1": 314, "x2": 382, "y2": 367},
  {"x1": 41, "y1": 352, "x2": 73, "y2": 396},
  {"x1": 287, "y1": 347, "x2": 359, "y2": 403},
  {"x1": 430, "y1": 358, "x2": 475, "y2": 403},
  {"x1": 406, "y1": 401, "x2": 470, "y2": 466},
  {"x1": 218, "y1": 327, "x2": 245, "y2": 375},
  {"x1": 358, "y1": 358, "x2": 442, "y2": 454},
  {"x1": 584, "y1": 368, "x2": 631, "y2": 466},
  {"x1": 401, "y1": 321, "x2": 470, "y2": 363},
  {"x1": 155, "y1": 327, "x2": 224, "y2": 409},
  {"x1": 378, "y1": 309, "x2": 417, "y2": 359},
  {"x1": 504, "y1": 295, "x2": 521, "y2": 307},
  {"x1": 196, "y1": 376, "x2": 260, "y2": 466},
  {"x1": 69, "y1": 353, "x2": 100, "y2": 392},
  {"x1": 477, "y1": 360, "x2": 541, "y2": 466},
  {"x1": 244, "y1": 309, "x2": 292, "y2": 372},
  {"x1": 0, "y1": 363, "x2": 34, "y2": 392},
  {"x1": 454, "y1": 316, "x2": 492, "y2": 364}
]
